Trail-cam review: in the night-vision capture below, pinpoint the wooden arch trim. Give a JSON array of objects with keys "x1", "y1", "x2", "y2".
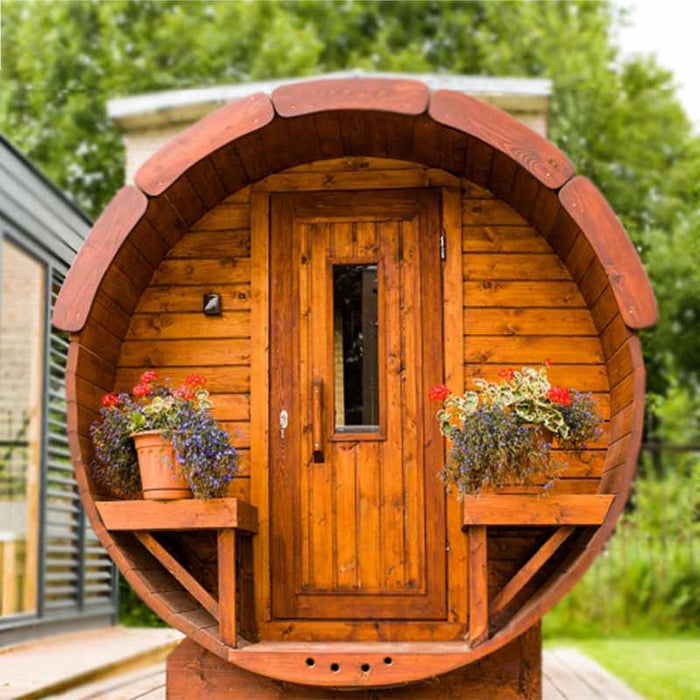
[
  {"x1": 135, "y1": 93, "x2": 275, "y2": 197},
  {"x1": 559, "y1": 177, "x2": 658, "y2": 329},
  {"x1": 52, "y1": 76, "x2": 655, "y2": 683},
  {"x1": 53, "y1": 77, "x2": 656, "y2": 335},
  {"x1": 271, "y1": 77, "x2": 430, "y2": 116},
  {"x1": 52, "y1": 186, "x2": 147, "y2": 332},
  {"x1": 428, "y1": 89, "x2": 575, "y2": 189}
]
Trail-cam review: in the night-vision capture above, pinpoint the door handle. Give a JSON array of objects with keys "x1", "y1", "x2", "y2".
[
  {"x1": 312, "y1": 377, "x2": 324, "y2": 463},
  {"x1": 279, "y1": 409, "x2": 288, "y2": 439}
]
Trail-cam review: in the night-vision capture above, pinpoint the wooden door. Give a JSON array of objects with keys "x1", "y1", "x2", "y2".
[{"x1": 270, "y1": 190, "x2": 446, "y2": 621}]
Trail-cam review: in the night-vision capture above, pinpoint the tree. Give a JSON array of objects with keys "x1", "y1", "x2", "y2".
[{"x1": 1, "y1": 0, "x2": 698, "y2": 401}]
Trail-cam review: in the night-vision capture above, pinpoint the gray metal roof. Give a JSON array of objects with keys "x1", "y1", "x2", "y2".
[
  {"x1": 108, "y1": 71, "x2": 551, "y2": 129},
  {"x1": 0, "y1": 135, "x2": 91, "y2": 265}
]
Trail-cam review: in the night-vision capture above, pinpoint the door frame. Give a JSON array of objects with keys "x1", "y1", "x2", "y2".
[
  {"x1": 250, "y1": 175, "x2": 466, "y2": 640},
  {"x1": 268, "y1": 189, "x2": 445, "y2": 621}
]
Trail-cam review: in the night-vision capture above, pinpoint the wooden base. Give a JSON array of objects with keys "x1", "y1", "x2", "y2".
[{"x1": 166, "y1": 624, "x2": 542, "y2": 699}]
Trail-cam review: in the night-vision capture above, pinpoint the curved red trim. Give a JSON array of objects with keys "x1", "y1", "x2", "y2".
[
  {"x1": 272, "y1": 77, "x2": 429, "y2": 117},
  {"x1": 54, "y1": 80, "x2": 655, "y2": 342},
  {"x1": 429, "y1": 89, "x2": 574, "y2": 190},
  {"x1": 560, "y1": 177, "x2": 658, "y2": 329},
  {"x1": 135, "y1": 93, "x2": 275, "y2": 197},
  {"x1": 53, "y1": 186, "x2": 147, "y2": 332}
]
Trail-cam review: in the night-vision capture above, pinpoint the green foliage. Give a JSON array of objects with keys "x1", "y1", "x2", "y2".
[
  {"x1": 547, "y1": 639, "x2": 700, "y2": 700},
  {"x1": 436, "y1": 367, "x2": 602, "y2": 495},
  {"x1": 1, "y1": 1, "x2": 699, "y2": 401},
  {"x1": 545, "y1": 458, "x2": 700, "y2": 637},
  {"x1": 92, "y1": 375, "x2": 239, "y2": 499},
  {"x1": 118, "y1": 574, "x2": 166, "y2": 628}
]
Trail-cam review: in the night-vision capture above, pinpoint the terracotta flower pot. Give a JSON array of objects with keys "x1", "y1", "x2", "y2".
[{"x1": 132, "y1": 430, "x2": 192, "y2": 500}]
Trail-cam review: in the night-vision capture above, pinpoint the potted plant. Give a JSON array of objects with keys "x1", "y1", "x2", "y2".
[
  {"x1": 90, "y1": 371, "x2": 239, "y2": 500},
  {"x1": 429, "y1": 364, "x2": 602, "y2": 497}
]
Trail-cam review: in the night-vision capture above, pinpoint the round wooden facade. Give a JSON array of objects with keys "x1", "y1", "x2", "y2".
[{"x1": 54, "y1": 78, "x2": 656, "y2": 691}]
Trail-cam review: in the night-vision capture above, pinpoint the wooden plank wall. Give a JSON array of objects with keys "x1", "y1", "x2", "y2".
[
  {"x1": 459, "y1": 179, "x2": 611, "y2": 623},
  {"x1": 114, "y1": 159, "x2": 609, "y2": 505},
  {"x1": 114, "y1": 186, "x2": 253, "y2": 502},
  {"x1": 109, "y1": 158, "x2": 612, "y2": 638},
  {"x1": 461, "y1": 187, "x2": 610, "y2": 495}
]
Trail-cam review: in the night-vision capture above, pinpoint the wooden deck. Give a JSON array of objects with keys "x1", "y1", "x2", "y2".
[
  {"x1": 543, "y1": 648, "x2": 641, "y2": 700},
  {"x1": 0, "y1": 626, "x2": 182, "y2": 700},
  {"x1": 49, "y1": 647, "x2": 641, "y2": 700}
]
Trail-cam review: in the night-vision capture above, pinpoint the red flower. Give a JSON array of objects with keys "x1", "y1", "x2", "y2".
[
  {"x1": 101, "y1": 392, "x2": 120, "y2": 408},
  {"x1": 498, "y1": 368, "x2": 515, "y2": 380},
  {"x1": 184, "y1": 373, "x2": 207, "y2": 388},
  {"x1": 429, "y1": 384, "x2": 450, "y2": 401},
  {"x1": 546, "y1": 385, "x2": 571, "y2": 406},
  {"x1": 545, "y1": 358, "x2": 552, "y2": 367},
  {"x1": 140, "y1": 370, "x2": 158, "y2": 384},
  {"x1": 133, "y1": 383, "x2": 153, "y2": 398},
  {"x1": 176, "y1": 385, "x2": 196, "y2": 401}
]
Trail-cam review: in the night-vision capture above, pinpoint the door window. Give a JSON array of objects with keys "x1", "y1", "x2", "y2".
[{"x1": 332, "y1": 264, "x2": 379, "y2": 433}]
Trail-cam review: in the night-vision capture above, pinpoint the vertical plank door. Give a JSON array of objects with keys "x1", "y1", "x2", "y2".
[{"x1": 270, "y1": 190, "x2": 447, "y2": 621}]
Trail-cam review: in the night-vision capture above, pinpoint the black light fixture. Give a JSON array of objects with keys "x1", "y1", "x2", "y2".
[{"x1": 202, "y1": 292, "x2": 222, "y2": 316}]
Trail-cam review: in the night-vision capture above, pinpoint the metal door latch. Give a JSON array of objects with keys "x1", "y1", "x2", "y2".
[{"x1": 280, "y1": 410, "x2": 289, "y2": 439}]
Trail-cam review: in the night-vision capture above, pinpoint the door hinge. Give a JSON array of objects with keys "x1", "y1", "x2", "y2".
[{"x1": 440, "y1": 229, "x2": 447, "y2": 261}]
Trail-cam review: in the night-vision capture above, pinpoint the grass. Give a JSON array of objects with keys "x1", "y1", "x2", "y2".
[{"x1": 545, "y1": 637, "x2": 700, "y2": 700}]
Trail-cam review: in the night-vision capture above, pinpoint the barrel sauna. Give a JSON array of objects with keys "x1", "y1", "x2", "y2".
[{"x1": 53, "y1": 78, "x2": 656, "y2": 698}]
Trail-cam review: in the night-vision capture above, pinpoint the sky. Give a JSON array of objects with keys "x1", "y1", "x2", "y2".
[{"x1": 615, "y1": 0, "x2": 700, "y2": 130}]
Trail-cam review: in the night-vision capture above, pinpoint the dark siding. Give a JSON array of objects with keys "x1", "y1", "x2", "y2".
[
  {"x1": 0, "y1": 137, "x2": 90, "y2": 265},
  {"x1": 0, "y1": 136, "x2": 117, "y2": 644}
]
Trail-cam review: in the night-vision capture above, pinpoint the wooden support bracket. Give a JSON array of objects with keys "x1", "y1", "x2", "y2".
[
  {"x1": 218, "y1": 529, "x2": 237, "y2": 647},
  {"x1": 490, "y1": 526, "x2": 576, "y2": 617},
  {"x1": 466, "y1": 518, "x2": 579, "y2": 646},
  {"x1": 468, "y1": 525, "x2": 488, "y2": 646},
  {"x1": 135, "y1": 531, "x2": 220, "y2": 620},
  {"x1": 98, "y1": 499, "x2": 258, "y2": 650}
]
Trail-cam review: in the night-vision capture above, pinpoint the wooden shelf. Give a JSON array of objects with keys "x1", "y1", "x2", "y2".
[
  {"x1": 95, "y1": 497, "x2": 258, "y2": 533},
  {"x1": 461, "y1": 494, "x2": 614, "y2": 644},
  {"x1": 96, "y1": 497, "x2": 257, "y2": 649},
  {"x1": 462, "y1": 494, "x2": 614, "y2": 527}
]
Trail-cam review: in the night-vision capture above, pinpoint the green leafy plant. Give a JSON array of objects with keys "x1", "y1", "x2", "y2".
[
  {"x1": 430, "y1": 365, "x2": 602, "y2": 496},
  {"x1": 545, "y1": 459, "x2": 700, "y2": 638},
  {"x1": 90, "y1": 371, "x2": 238, "y2": 499}
]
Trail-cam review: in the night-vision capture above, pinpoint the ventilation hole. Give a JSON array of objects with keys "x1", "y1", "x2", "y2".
[
  {"x1": 305, "y1": 658, "x2": 315, "y2": 667},
  {"x1": 361, "y1": 663, "x2": 371, "y2": 673},
  {"x1": 383, "y1": 657, "x2": 393, "y2": 666},
  {"x1": 330, "y1": 662, "x2": 340, "y2": 673}
]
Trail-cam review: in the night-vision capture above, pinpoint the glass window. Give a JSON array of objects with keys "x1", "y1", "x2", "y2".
[
  {"x1": 333, "y1": 264, "x2": 379, "y2": 433},
  {"x1": 0, "y1": 239, "x2": 45, "y2": 617}
]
